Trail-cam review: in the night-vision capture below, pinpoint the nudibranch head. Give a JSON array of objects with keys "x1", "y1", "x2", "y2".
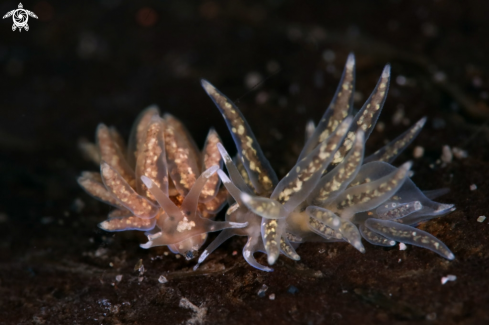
[
  {"x1": 199, "y1": 53, "x2": 455, "y2": 271},
  {"x1": 78, "y1": 107, "x2": 247, "y2": 258}
]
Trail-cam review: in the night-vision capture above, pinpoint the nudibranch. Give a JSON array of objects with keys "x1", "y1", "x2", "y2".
[
  {"x1": 199, "y1": 53, "x2": 455, "y2": 271},
  {"x1": 78, "y1": 107, "x2": 247, "y2": 258}
]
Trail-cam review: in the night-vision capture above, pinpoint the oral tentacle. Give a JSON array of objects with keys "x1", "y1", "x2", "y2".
[{"x1": 217, "y1": 143, "x2": 253, "y2": 194}]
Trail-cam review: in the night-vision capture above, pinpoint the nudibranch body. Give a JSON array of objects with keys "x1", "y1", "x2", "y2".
[
  {"x1": 78, "y1": 107, "x2": 247, "y2": 258},
  {"x1": 199, "y1": 53, "x2": 455, "y2": 271}
]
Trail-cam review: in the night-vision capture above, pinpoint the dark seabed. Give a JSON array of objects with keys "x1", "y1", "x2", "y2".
[{"x1": 1, "y1": 0, "x2": 489, "y2": 324}]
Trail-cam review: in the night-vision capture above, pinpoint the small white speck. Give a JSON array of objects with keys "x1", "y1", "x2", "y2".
[
  {"x1": 470, "y1": 184, "x2": 477, "y2": 191},
  {"x1": 452, "y1": 147, "x2": 468, "y2": 160},
  {"x1": 257, "y1": 284, "x2": 268, "y2": 297},
  {"x1": 322, "y1": 49, "x2": 335, "y2": 63},
  {"x1": 267, "y1": 60, "x2": 280, "y2": 73},
  {"x1": 396, "y1": 75, "x2": 407, "y2": 86},
  {"x1": 413, "y1": 146, "x2": 424, "y2": 158},
  {"x1": 399, "y1": 243, "x2": 407, "y2": 251},
  {"x1": 72, "y1": 198, "x2": 85, "y2": 213},
  {"x1": 244, "y1": 71, "x2": 263, "y2": 90},
  {"x1": 477, "y1": 216, "x2": 486, "y2": 223},
  {"x1": 256, "y1": 91, "x2": 269, "y2": 104},
  {"x1": 158, "y1": 275, "x2": 168, "y2": 284},
  {"x1": 433, "y1": 71, "x2": 446, "y2": 83},
  {"x1": 95, "y1": 247, "x2": 108, "y2": 258},
  {"x1": 441, "y1": 274, "x2": 457, "y2": 285},
  {"x1": 115, "y1": 275, "x2": 123, "y2": 282},
  {"x1": 342, "y1": 290, "x2": 348, "y2": 293},
  {"x1": 269, "y1": 293, "x2": 275, "y2": 300},
  {"x1": 441, "y1": 145, "x2": 453, "y2": 164},
  {"x1": 398, "y1": 259, "x2": 402, "y2": 263},
  {"x1": 392, "y1": 106, "x2": 405, "y2": 125},
  {"x1": 179, "y1": 297, "x2": 207, "y2": 324},
  {"x1": 376, "y1": 121, "x2": 385, "y2": 132},
  {"x1": 426, "y1": 312, "x2": 437, "y2": 321}
]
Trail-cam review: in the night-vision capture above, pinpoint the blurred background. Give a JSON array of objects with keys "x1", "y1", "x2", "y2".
[{"x1": 1, "y1": 0, "x2": 489, "y2": 324}]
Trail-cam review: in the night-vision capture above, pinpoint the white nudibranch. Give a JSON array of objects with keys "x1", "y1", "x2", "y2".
[{"x1": 199, "y1": 53, "x2": 455, "y2": 271}]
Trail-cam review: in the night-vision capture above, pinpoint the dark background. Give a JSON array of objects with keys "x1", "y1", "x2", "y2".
[{"x1": 1, "y1": 0, "x2": 489, "y2": 324}]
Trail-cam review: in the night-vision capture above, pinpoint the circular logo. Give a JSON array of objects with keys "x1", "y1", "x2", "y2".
[
  {"x1": 2, "y1": 3, "x2": 38, "y2": 32},
  {"x1": 13, "y1": 10, "x2": 28, "y2": 27}
]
